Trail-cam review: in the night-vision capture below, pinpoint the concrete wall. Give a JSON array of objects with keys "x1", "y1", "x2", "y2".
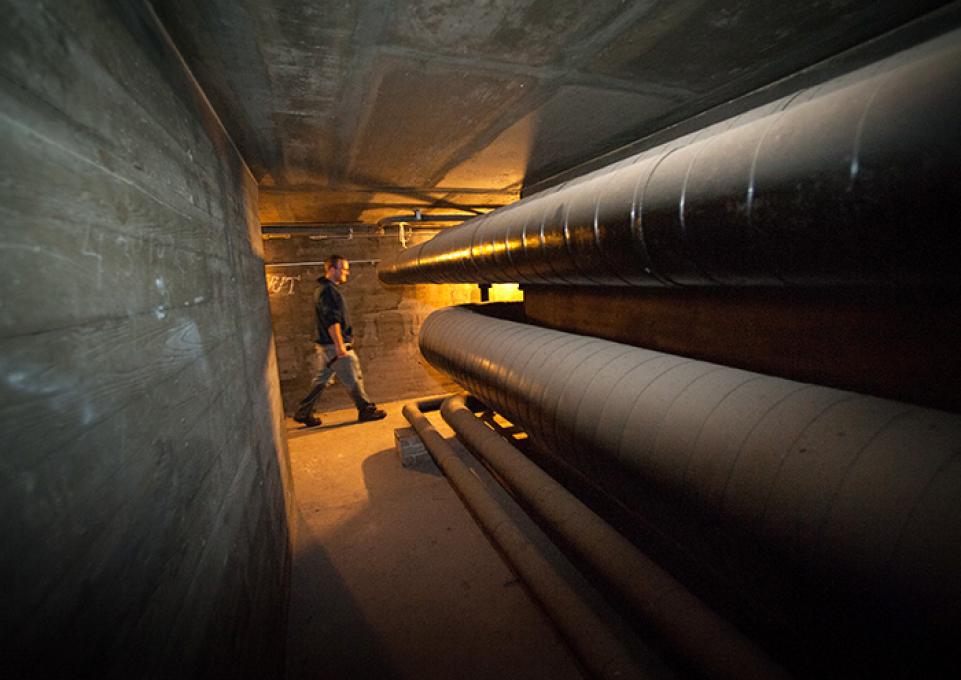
[
  {"x1": 0, "y1": 2, "x2": 292, "y2": 677},
  {"x1": 264, "y1": 231, "x2": 518, "y2": 413}
]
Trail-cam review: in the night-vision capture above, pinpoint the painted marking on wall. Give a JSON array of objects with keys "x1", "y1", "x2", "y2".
[
  {"x1": 267, "y1": 273, "x2": 301, "y2": 295},
  {"x1": 81, "y1": 226, "x2": 104, "y2": 287}
]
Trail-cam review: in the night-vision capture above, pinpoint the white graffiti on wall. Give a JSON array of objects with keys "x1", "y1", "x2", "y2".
[{"x1": 267, "y1": 273, "x2": 301, "y2": 295}]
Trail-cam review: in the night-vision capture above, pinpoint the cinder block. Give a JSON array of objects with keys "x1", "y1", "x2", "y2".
[{"x1": 394, "y1": 427, "x2": 429, "y2": 467}]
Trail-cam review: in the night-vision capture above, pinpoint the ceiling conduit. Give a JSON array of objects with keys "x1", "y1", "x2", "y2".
[
  {"x1": 379, "y1": 30, "x2": 961, "y2": 288},
  {"x1": 419, "y1": 305, "x2": 961, "y2": 674}
]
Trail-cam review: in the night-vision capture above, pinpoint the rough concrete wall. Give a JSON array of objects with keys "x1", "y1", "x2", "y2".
[
  {"x1": 0, "y1": 2, "x2": 291, "y2": 678},
  {"x1": 264, "y1": 231, "x2": 489, "y2": 413}
]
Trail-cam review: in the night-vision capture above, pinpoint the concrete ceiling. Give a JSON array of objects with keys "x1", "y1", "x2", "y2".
[{"x1": 151, "y1": 0, "x2": 956, "y2": 227}]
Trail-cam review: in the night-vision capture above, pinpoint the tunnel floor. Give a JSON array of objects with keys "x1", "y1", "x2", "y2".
[{"x1": 282, "y1": 397, "x2": 584, "y2": 679}]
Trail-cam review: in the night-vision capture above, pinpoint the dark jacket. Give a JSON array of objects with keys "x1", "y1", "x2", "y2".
[{"x1": 313, "y1": 277, "x2": 352, "y2": 344}]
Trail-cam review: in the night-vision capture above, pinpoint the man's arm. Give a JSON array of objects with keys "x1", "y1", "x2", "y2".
[{"x1": 327, "y1": 322, "x2": 349, "y2": 357}]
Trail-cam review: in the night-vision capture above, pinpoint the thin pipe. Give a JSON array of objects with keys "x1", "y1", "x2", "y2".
[
  {"x1": 441, "y1": 394, "x2": 789, "y2": 680},
  {"x1": 264, "y1": 259, "x2": 380, "y2": 268},
  {"x1": 376, "y1": 212, "x2": 477, "y2": 227},
  {"x1": 402, "y1": 399, "x2": 663, "y2": 680}
]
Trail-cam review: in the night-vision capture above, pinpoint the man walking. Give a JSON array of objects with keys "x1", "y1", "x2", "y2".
[{"x1": 293, "y1": 255, "x2": 386, "y2": 427}]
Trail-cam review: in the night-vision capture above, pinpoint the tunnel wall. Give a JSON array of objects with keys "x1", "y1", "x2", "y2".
[{"x1": 0, "y1": 2, "x2": 292, "y2": 677}]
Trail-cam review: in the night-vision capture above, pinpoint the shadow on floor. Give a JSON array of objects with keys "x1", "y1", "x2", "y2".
[{"x1": 286, "y1": 508, "x2": 402, "y2": 680}]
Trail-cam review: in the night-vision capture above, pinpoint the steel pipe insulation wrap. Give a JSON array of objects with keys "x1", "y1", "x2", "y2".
[
  {"x1": 380, "y1": 31, "x2": 961, "y2": 288},
  {"x1": 419, "y1": 305, "x2": 961, "y2": 670}
]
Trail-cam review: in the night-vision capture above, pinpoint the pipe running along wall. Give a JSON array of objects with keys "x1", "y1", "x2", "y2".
[
  {"x1": 401, "y1": 399, "x2": 667, "y2": 680},
  {"x1": 419, "y1": 305, "x2": 961, "y2": 672},
  {"x1": 379, "y1": 30, "x2": 961, "y2": 288},
  {"x1": 440, "y1": 395, "x2": 788, "y2": 680}
]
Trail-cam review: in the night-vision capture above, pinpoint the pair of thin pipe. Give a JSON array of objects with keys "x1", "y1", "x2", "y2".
[{"x1": 404, "y1": 395, "x2": 787, "y2": 680}]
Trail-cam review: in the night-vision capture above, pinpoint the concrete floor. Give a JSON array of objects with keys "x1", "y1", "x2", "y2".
[{"x1": 282, "y1": 397, "x2": 586, "y2": 680}]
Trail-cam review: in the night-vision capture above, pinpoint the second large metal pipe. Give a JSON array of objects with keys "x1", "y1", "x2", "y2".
[{"x1": 419, "y1": 305, "x2": 961, "y2": 672}]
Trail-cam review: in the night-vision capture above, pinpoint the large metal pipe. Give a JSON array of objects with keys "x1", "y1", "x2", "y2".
[
  {"x1": 419, "y1": 305, "x2": 961, "y2": 673},
  {"x1": 441, "y1": 394, "x2": 788, "y2": 680},
  {"x1": 379, "y1": 30, "x2": 961, "y2": 288}
]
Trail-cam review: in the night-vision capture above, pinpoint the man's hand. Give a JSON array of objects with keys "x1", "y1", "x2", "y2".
[{"x1": 328, "y1": 322, "x2": 350, "y2": 357}]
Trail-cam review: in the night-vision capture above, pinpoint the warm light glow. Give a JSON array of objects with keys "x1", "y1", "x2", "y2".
[{"x1": 489, "y1": 283, "x2": 523, "y2": 302}]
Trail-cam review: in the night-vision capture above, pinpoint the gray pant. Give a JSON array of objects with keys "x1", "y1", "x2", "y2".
[{"x1": 295, "y1": 344, "x2": 372, "y2": 416}]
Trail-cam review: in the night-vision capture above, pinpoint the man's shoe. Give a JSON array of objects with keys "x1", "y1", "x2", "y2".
[
  {"x1": 358, "y1": 405, "x2": 387, "y2": 422},
  {"x1": 293, "y1": 412, "x2": 322, "y2": 427}
]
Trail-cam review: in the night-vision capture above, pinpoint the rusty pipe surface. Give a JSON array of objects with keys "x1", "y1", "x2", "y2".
[
  {"x1": 419, "y1": 305, "x2": 961, "y2": 672},
  {"x1": 441, "y1": 394, "x2": 789, "y2": 680},
  {"x1": 380, "y1": 31, "x2": 961, "y2": 288},
  {"x1": 401, "y1": 400, "x2": 667, "y2": 680}
]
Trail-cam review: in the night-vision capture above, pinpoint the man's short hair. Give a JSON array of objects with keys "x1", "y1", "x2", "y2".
[{"x1": 325, "y1": 254, "x2": 346, "y2": 270}]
